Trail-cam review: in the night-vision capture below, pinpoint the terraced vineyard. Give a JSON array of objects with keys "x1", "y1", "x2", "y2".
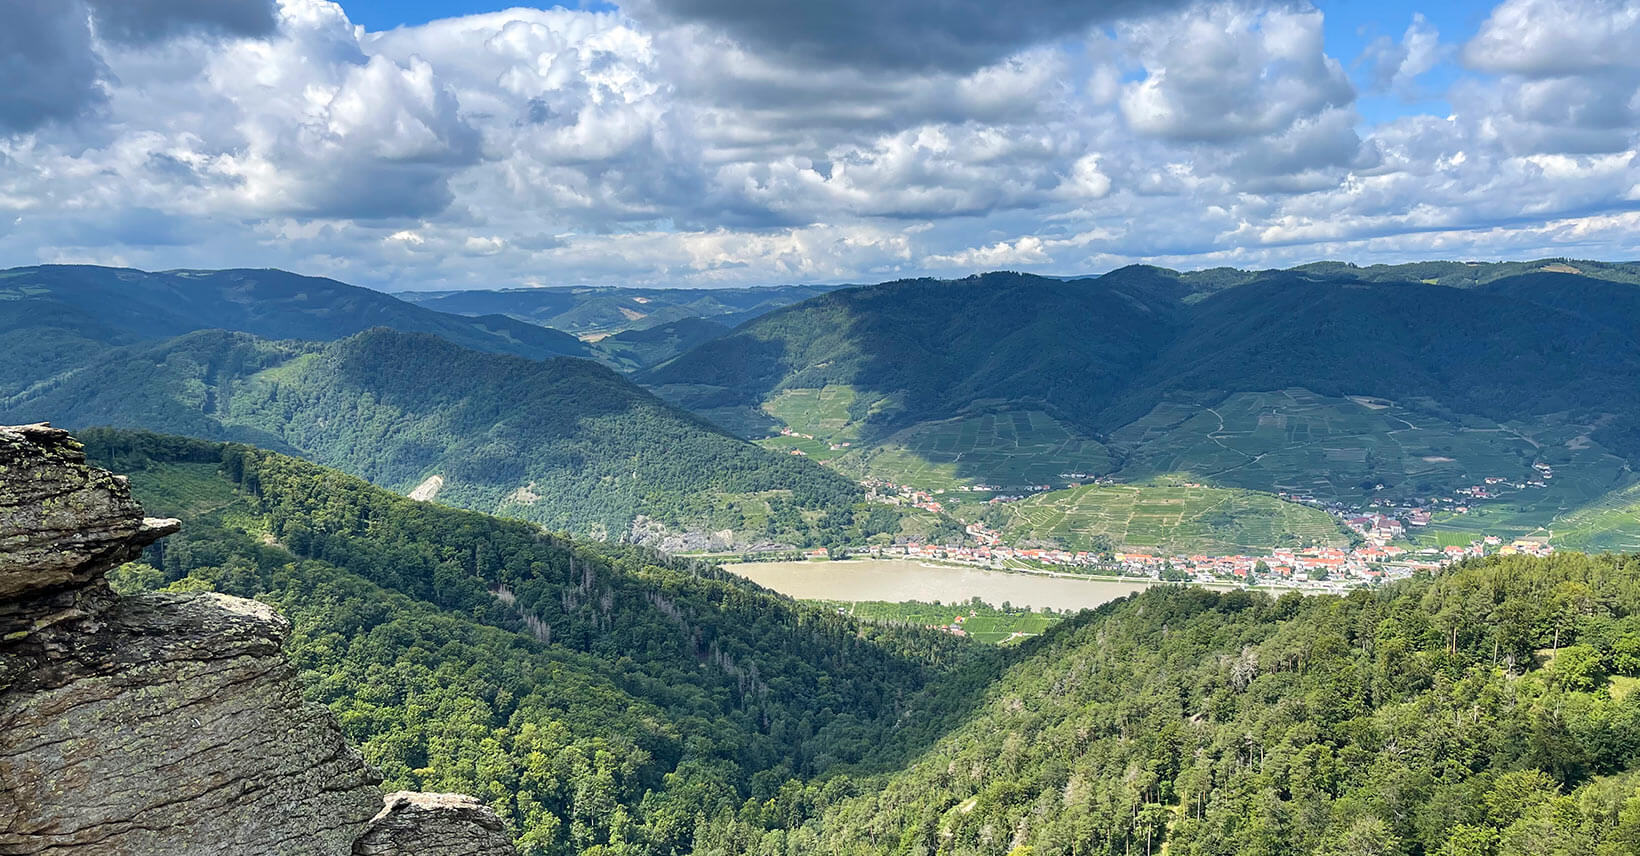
[
  {"x1": 996, "y1": 480, "x2": 1351, "y2": 554},
  {"x1": 1110, "y1": 389, "x2": 1547, "y2": 500},
  {"x1": 850, "y1": 410, "x2": 1113, "y2": 491},
  {"x1": 755, "y1": 385, "x2": 870, "y2": 464},
  {"x1": 1546, "y1": 482, "x2": 1640, "y2": 552},
  {"x1": 754, "y1": 385, "x2": 1114, "y2": 491}
]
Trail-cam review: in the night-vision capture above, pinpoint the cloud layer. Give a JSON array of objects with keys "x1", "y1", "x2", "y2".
[{"x1": 0, "y1": 0, "x2": 1637, "y2": 289}]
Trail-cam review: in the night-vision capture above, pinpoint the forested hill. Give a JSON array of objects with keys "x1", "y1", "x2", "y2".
[
  {"x1": 84, "y1": 429, "x2": 988, "y2": 856},
  {"x1": 642, "y1": 270, "x2": 1185, "y2": 435},
  {"x1": 695, "y1": 551, "x2": 1640, "y2": 855},
  {"x1": 96, "y1": 428, "x2": 1640, "y2": 855},
  {"x1": 7, "y1": 328, "x2": 892, "y2": 547},
  {"x1": 643, "y1": 263, "x2": 1640, "y2": 456},
  {"x1": 0, "y1": 264, "x2": 591, "y2": 395}
]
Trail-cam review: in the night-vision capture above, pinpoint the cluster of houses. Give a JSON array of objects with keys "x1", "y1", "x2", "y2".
[
  {"x1": 843, "y1": 461, "x2": 1566, "y2": 590},
  {"x1": 845, "y1": 534, "x2": 1554, "y2": 591}
]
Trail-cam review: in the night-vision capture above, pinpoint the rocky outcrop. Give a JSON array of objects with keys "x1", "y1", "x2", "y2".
[
  {"x1": 0, "y1": 422, "x2": 177, "y2": 643},
  {"x1": 354, "y1": 793, "x2": 517, "y2": 856},
  {"x1": 0, "y1": 424, "x2": 517, "y2": 856}
]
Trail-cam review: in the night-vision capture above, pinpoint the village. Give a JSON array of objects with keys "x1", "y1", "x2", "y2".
[{"x1": 837, "y1": 465, "x2": 1560, "y2": 592}]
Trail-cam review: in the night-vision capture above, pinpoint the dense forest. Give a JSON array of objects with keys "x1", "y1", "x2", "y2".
[
  {"x1": 86, "y1": 429, "x2": 987, "y2": 856},
  {"x1": 90, "y1": 429, "x2": 1640, "y2": 855},
  {"x1": 644, "y1": 265, "x2": 1640, "y2": 460},
  {"x1": 642, "y1": 271, "x2": 1185, "y2": 441},
  {"x1": 12, "y1": 330, "x2": 897, "y2": 547}
]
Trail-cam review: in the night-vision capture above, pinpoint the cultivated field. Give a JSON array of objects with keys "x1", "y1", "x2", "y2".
[
  {"x1": 816, "y1": 600, "x2": 1063, "y2": 644},
  {"x1": 854, "y1": 410, "x2": 1114, "y2": 491},
  {"x1": 998, "y1": 480, "x2": 1349, "y2": 554},
  {"x1": 1110, "y1": 389, "x2": 1546, "y2": 501}
]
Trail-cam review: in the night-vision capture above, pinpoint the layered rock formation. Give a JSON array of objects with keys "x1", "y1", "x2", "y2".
[
  {"x1": 355, "y1": 793, "x2": 519, "y2": 856},
  {"x1": 0, "y1": 424, "x2": 515, "y2": 856}
]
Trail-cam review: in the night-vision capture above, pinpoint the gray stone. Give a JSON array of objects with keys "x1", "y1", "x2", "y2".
[
  {"x1": 0, "y1": 424, "x2": 514, "y2": 856},
  {"x1": 354, "y1": 792, "x2": 517, "y2": 856}
]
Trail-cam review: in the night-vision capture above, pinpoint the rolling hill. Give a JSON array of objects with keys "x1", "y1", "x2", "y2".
[
  {"x1": 645, "y1": 261, "x2": 1640, "y2": 549},
  {"x1": 643, "y1": 270, "x2": 1185, "y2": 441},
  {"x1": 4, "y1": 328, "x2": 896, "y2": 547},
  {"x1": 0, "y1": 265, "x2": 593, "y2": 396},
  {"x1": 591, "y1": 316, "x2": 731, "y2": 371},
  {"x1": 81, "y1": 429, "x2": 984, "y2": 856}
]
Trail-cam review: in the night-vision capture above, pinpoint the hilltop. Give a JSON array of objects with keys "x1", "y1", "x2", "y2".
[{"x1": 3, "y1": 329, "x2": 896, "y2": 548}]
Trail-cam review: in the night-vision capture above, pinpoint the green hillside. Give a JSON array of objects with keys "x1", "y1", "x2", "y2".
[
  {"x1": 697, "y1": 553, "x2": 1640, "y2": 856},
  {"x1": 646, "y1": 264, "x2": 1640, "y2": 548},
  {"x1": 591, "y1": 317, "x2": 730, "y2": 371},
  {"x1": 1551, "y1": 482, "x2": 1640, "y2": 553},
  {"x1": 643, "y1": 270, "x2": 1182, "y2": 472},
  {"x1": 995, "y1": 480, "x2": 1350, "y2": 554},
  {"x1": 84, "y1": 430, "x2": 1640, "y2": 855},
  {"x1": 83, "y1": 430, "x2": 986, "y2": 856},
  {"x1": 0, "y1": 264, "x2": 592, "y2": 396},
  {"x1": 10, "y1": 330, "x2": 895, "y2": 547}
]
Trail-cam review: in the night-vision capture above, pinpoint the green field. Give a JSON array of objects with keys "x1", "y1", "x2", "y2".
[
  {"x1": 755, "y1": 385, "x2": 872, "y2": 464},
  {"x1": 998, "y1": 479, "x2": 1350, "y2": 554},
  {"x1": 811, "y1": 599, "x2": 1064, "y2": 644},
  {"x1": 1112, "y1": 388, "x2": 1636, "y2": 531},
  {"x1": 756, "y1": 386, "x2": 1114, "y2": 492},
  {"x1": 1548, "y1": 481, "x2": 1640, "y2": 552},
  {"x1": 849, "y1": 410, "x2": 1113, "y2": 491},
  {"x1": 1111, "y1": 389, "x2": 1544, "y2": 500}
]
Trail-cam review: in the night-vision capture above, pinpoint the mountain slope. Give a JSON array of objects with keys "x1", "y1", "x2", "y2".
[
  {"x1": 643, "y1": 264, "x2": 1640, "y2": 548},
  {"x1": 82, "y1": 429, "x2": 984, "y2": 856},
  {"x1": 643, "y1": 270, "x2": 1184, "y2": 440},
  {"x1": 0, "y1": 265, "x2": 591, "y2": 394},
  {"x1": 1116, "y1": 273, "x2": 1640, "y2": 426},
  {"x1": 6, "y1": 328, "x2": 890, "y2": 546},
  {"x1": 591, "y1": 316, "x2": 730, "y2": 371},
  {"x1": 698, "y1": 552, "x2": 1640, "y2": 856}
]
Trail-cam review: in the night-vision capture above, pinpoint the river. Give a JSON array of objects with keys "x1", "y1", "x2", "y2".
[{"x1": 726, "y1": 558, "x2": 1157, "y2": 611}]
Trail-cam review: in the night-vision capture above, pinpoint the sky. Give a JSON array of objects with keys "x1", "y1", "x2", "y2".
[{"x1": 1, "y1": 0, "x2": 1637, "y2": 290}]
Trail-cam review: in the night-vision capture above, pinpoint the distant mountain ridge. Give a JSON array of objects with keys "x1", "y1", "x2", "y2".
[
  {"x1": 2, "y1": 327, "x2": 890, "y2": 547},
  {"x1": 647, "y1": 260, "x2": 1640, "y2": 447},
  {"x1": 397, "y1": 282, "x2": 850, "y2": 338},
  {"x1": 0, "y1": 265, "x2": 594, "y2": 396},
  {"x1": 643, "y1": 259, "x2": 1640, "y2": 548}
]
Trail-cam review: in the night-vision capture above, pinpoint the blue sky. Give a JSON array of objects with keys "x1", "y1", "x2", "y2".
[{"x1": 1, "y1": 0, "x2": 1637, "y2": 289}]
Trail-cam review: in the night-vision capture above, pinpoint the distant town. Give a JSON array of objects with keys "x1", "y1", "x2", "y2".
[{"x1": 799, "y1": 464, "x2": 1564, "y2": 592}]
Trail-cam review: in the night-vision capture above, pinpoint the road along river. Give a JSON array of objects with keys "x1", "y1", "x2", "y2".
[{"x1": 725, "y1": 558, "x2": 1157, "y2": 611}]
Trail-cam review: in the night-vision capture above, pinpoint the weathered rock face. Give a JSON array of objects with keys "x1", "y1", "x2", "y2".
[
  {"x1": 0, "y1": 423, "x2": 178, "y2": 641},
  {"x1": 354, "y1": 793, "x2": 518, "y2": 856},
  {"x1": 0, "y1": 424, "x2": 517, "y2": 856}
]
